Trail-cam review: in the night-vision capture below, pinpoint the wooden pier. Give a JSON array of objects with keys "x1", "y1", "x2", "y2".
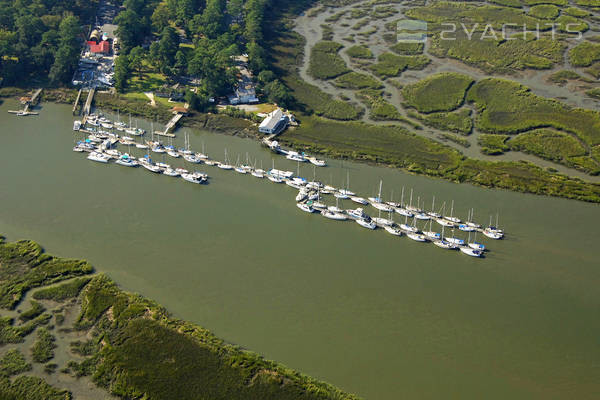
[
  {"x1": 73, "y1": 88, "x2": 83, "y2": 114},
  {"x1": 8, "y1": 88, "x2": 42, "y2": 116},
  {"x1": 158, "y1": 113, "x2": 183, "y2": 137},
  {"x1": 83, "y1": 88, "x2": 95, "y2": 116}
]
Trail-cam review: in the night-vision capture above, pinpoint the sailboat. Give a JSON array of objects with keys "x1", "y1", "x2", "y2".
[
  {"x1": 336, "y1": 171, "x2": 355, "y2": 197},
  {"x1": 267, "y1": 160, "x2": 284, "y2": 183},
  {"x1": 483, "y1": 214, "x2": 504, "y2": 239},
  {"x1": 444, "y1": 200, "x2": 462, "y2": 223},
  {"x1": 435, "y1": 202, "x2": 455, "y2": 227},
  {"x1": 433, "y1": 225, "x2": 457, "y2": 249},
  {"x1": 297, "y1": 201, "x2": 317, "y2": 213},
  {"x1": 251, "y1": 159, "x2": 265, "y2": 178},
  {"x1": 467, "y1": 231, "x2": 486, "y2": 251},
  {"x1": 423, "y1": 215, "x2": 441, "y2": 240},
  {"x1": 369, "y1": 180, "x2": 395, "y2": 212},
  {"x1": 395, "y1": 187, "x2": 414, "y2": 217},
  {"x1": 234, "y1": 155, "x2": 247, "y2": 173},
  {"x1": 218, "y1": 149, "x2": 233, "y2": 170},
  {"x1": 322, "y1": 196, "x2": 348, "y2": 220}
]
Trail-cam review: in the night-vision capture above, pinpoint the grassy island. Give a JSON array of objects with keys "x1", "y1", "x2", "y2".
[{"x1": 0, "y1": 236, "x2": 360, "y2": 400}]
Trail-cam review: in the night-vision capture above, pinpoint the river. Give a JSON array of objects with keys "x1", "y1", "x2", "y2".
[{"x1": 0, "y1": 100, "x2": 599, "y2": 399}]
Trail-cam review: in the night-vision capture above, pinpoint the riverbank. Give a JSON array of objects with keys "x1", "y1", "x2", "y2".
[{"x1": 0, "y1": 235, "x2": 360, "y2": 399}]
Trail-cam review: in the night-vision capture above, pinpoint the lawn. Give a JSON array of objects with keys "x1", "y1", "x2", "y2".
[{"x1": 402, "y1": 72, "x2": 474, "y2": 113}]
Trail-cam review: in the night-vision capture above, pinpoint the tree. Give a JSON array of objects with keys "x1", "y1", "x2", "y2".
[
  {"x1": 114, "y1": 54, "x2": 130, "y2": 92},
  {"x1": 257, "y1": 70, "x2": 275, "y2": 84},
  {"x1": 151, "y1": 3, "x2": 171, "y2": 33},
  {"x1": 49, "y1": 16, "x2": 81, "y2": 84},
  {"x1": 264, "y1": 79, "x2": 293, "y2": 108},
  {"x1": 114, "y1": 9, "x2": 143, "y2": 53},
  {"x1": 174, "y1": 50, "x2": 187, "y2": 75},
  {"x1": 129, "y1": 46, "x2": 145, "y2": 77},
  {"x1": 200, "y1": 0, "x2": 226, "y2": 39}
]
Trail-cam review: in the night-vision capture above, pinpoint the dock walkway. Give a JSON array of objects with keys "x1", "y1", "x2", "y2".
[{"x1": 7, "y1": 88, "x2": 42, "y2": 116}]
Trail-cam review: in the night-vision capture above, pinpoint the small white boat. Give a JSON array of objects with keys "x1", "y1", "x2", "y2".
[
  {"x1": 446, "y1": 216, "x2": 461, "y2": 224},
  {"x1": 181, "y1": 172, "x2": 206, "y2": 184},
  {"x1": 373, "y1": 217, "x2": 394, "y2": 227},
  {"x1": 384, "y1": 226, "x2": 403, "y2": 236},
  {"x1": 312, "y1": 201, "x2": 327, "y2": 210},
  {"x1": 322, "y1": 210, "x2": 347, "y2": 220},
  {"x1": 414, "y1": 213, "x2": 431, "y2": 220},
  {"x1": 338, "y1": 188, "x2": 355, "y2": 196},
  {"x1": 73, "y1": 120, "x2": 81, "y2": 131},
  {"x1": 446, "y1": 237, "x2": 465, "y2": 246},
  {"x1": 296, "y1": 190, "x2": 308, "y2": 202},
  {"x1": 400, "y1": 223, "x2": 418, "y2": 233},
  {"x1": 356, "y1": 218, "x2": 377, "y2": 230},
  {"x1": 460, "y1": 247, "x2": 483, "y2": 257},
  {"x1": 371, "y1": 202, "x2": 395, "y2": 213},
  {"x1": 87, "y1": 151, "x2": 110, "y2": 163},
  {"x1": 270, "y1": 168, "x2": 294, "y2": 178},
  {"x1": 135, "y1": 143, "x2": 148, "y2": 149},
  {"x1": 395, "y1": 208, "x2": 414, "y2": 218},
  {"x1": 328, "y1": 205, "x2": 344, "y2": 213},
  {"x1": 424, "y1": 231, "x2": 441, "y2": 240},
  {"x1": 468, "y1": 242, "x2": 486, "y2": 251},
  {"x1": 324, "y1": 185, "x2": 337, "y2": 192},
  {"x1": 306, "y1": 181, "x2": 323, "y2": 190},
  {"x1": 268, "y1": 174, "x2": 284, "y2": 183},
  {"x1": 286, "y1": 151, "x2": 307, "y2": 162},
  {"x1": 156, "y1": 162, "x2": 170, "y2": 170},
  {"x1": 163, "y1": 167, "x2": 180, "y2": 176},
  {"x1": 138, "y1": 157, "x2": 161, "y2": 173},
  {"x1": 436, "y1": 218, "x2": 455, "y2": 227},
  {"x1": 73, "y1": 145, "x2": 85, "y2": 152},
  {"x1": 297, "y1": 202, "x2": 317, "y2": 213},
  {"x1": 458, "y1": 224, "x2": 476, "y2": 232},
  {"x1": 234, "y1": 166, "x2": 247, "y2": 174},
  {"x1": 251, "y1": 169, "x2": 265, "y2": 178},
  {"x1": 151, "y1": 144, "x2": 166, "y2": 153},
  {"x1": 183, "y1": 154, "x2": 202, "y2": 163},
  {"x1": 347, "y1": 208, "x2": 368, "y2": 220},
  {"x1": 351, "y1": 197, "x2": 368, "y2": 205},
  {"x1": 204, "y1": 160, "x2": 219, "y2": 166},
  {"x1": 218, "y1": 163, "x2": 233, "y2": 170},
  {"x1": 115, "y1": 154, "x2": 138, "y2": 167},
  {"x1": 175, "y1": 168, "x2": 189, "y2": 175},
  {"x1": 308, "y1": 157, "x2": 326, "y2": 167},
  {"x1": 406, "y1": 232, "x2": 427, "y2": 242},
  {"x1": 101, "y1": 122, "x2": 113, "y2": 129},
  {"x1": 167, "y1": 149, "x2": 180, "y2": 158},
  {"x1": 433, "y1": 240, "x2": 457, "y2": 250},
  {"x1": 483, "y1": 229, "x2": 503, "y2": 239},
  {"x1": 334, "y1": 192, "x2": 350, "y2": 199}
]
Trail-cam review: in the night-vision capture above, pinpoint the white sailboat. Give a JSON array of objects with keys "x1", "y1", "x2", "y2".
[{"x1": 218, "y1": 149, "x2": 233, "y2": 170}]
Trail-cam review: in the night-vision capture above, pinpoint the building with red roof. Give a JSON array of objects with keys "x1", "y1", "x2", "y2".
[{"x1": 88, "y1": 40, "x2": 110, "y2": 54}]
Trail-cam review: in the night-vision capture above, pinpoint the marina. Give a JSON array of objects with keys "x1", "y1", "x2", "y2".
[
  {"x1": 1, "y1": 101, "x2": 599, "y2": 400},
  {"x1": 72, "y1": 112, "x2": 503, "y2": 257}
]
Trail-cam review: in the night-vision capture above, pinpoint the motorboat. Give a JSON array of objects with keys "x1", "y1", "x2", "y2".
[
  {"x1": 347, "y1": 208, "x2": 368, "y2": 220},
  {"x1": 181, "y1": 172, "x2": 206, "y2": 184},
  {"x1": 175, "y1": 168, "x2": 189, "y2": 175},
  {"x1": 87, "y1": 151, "x2": 110, "y2": 163},
  {"x1": 327, "y1": 205, "x2": 344, "y2": 213},
  {"x1": 356, "y1": 218, "x2": 377, "y2": 230},
  {"x1": 167, "y1": 149, "x2": 180, "y2": 158},
  {"x1": 151, "y1": 143, "x2": 166, "y2": 153},
  {"x1": 218, "y1": 163, "x2": 233, "y2": 170},
  {"x1": 351, "y1": 196, "x2": 368, "y2": 205},
  {"x1": 115, "y1": 154, "x2": 138, "y2": 167},
  {"x1": 297, "y1": 202, "x2": 317, "y2": 213},
  {"x1": 322, "y1": 210, "x2": 347, "y2": 220},
  {"x1": 296, "y1": 190, "x2": 308, "y2": 202},
  {"x1": 73, "y1": 120, "x2": 81, "y2": 131},
  {"x1": 338, "y1": 188, "x2": 355, "y2": 196},
  {"x1": 268, "y1": 174, "x2": 284, "y2": 183},
  {"x1": 156, "y1": 162, "x2": 170, "y2": 170},
  {"x1": 308, "y1": 157, "x2": 326, "y2": 167},
  {"x1": 286, "y1": 151, "x2": 307, "y2": 162},
  {"x1": 460, "y1": 247, "x2": 483, "y2": 257},
  {"x1": 324, "y1": 185, "x2": 337, "y2": 192},
  {"x1": 251, "y1": 169, "x2": 265, "y2": 178},
  {"x1": 163, "y1": 167, "x2": 180, "y2": 176},
  {"x1": 135, "y1": 143, "x2": 149, "y2": 149},
  {"x1": 234, "y1": 166, "x2": 247, "y2": 174},
  {"x1": 334, "y1": 192, "x2": 350, "y2": 199},
  {"x1": 138, "y1": 157, "x2": 161, "y2": 173},
  {"x1": 384, "y1": 226, "x2": 403, "y2": 236},
  {"x1": 306, "y1": 181, "x2": 323, "y2": 190},
  {"x1": 312, "y1": 201, "x2": 327, "y2": 210}
]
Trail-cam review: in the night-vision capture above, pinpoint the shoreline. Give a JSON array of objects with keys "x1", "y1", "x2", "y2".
[{"x1": 2, "y1": 86, "x2": 600, "y2": 203}]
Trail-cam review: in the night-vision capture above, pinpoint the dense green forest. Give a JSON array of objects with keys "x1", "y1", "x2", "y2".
[
  {"x1": 113, "y1": 0, "x2": 294, "y2": 109},
  {"x1": 0, "y1": 0, "x2": 98, "y2": 85}
]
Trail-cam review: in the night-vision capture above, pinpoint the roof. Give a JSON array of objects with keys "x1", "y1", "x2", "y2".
[
  {"x1": 90, "y1": 41, "x2": 110, "y2": 54},
  {"x1": 171, "y1": 106, "x2": 189, "y2": 113},
  {"x1": 259, "y1": 108, "x2": 284, "y2": 130}
]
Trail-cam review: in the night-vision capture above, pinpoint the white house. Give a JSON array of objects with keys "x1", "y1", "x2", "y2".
[{"x1": 258, "y1": 108, "x2": 289, "y2": 134}]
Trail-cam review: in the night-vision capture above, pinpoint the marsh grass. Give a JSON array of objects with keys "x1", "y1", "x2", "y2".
[
  {"x1": 31, "y1": 328, "x2": 56, "y2": 363},
  {"x1": 368, "y1": 52, "x2": 430, "y2": 78},
  {"x1": 409, "y1": 109, "x2": 473, "y2": 134},
  {"x1": 334, "y1": 72, "x2": 383, "y2": 89},
  {"x1": 0, "y1": 349, "x2": 31, "y2": 378},
  {"x1": 478, "y1": 134, "x2": 511, "y2": 154},
  {"x1": 308, "y1": 41, "x2": 350, "y2": 80},
  {"x1": 32, "y1": 278, "x2": 92, "y2": 302},
  {"x1": 570, "y1": 41, "x2": 600, "y2": 67},
  {"x1": 467, "y1": 78, "x2": 600, "y2": 147},
  {"x1": 402, "y1": 73, "x2": 474, "y2": 113},
  {"x1": 345, "y1": 44, "x2": 373, "y2": 59}
]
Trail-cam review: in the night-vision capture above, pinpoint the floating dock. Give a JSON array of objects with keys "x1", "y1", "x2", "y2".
[{"x1": 8, "y1": 88, "x2": 42, "y2": 115}]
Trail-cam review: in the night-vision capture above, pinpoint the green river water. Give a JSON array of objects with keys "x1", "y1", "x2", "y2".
[{"x1": 0, "y1": 101, "x2": 599, "y2": 399}]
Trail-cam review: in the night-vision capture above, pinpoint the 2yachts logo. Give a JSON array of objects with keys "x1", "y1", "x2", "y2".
[{"x1": 398, "y1": 19, "x2": 584, "y2": 42}]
